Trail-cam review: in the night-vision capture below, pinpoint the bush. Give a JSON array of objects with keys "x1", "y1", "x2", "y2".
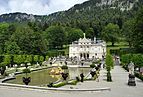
[
  {"x1": 107, "y1": 71, "x2": 112, "y2": 82},
  {"x1": 120, "y1": 48, "x2": 136, "y2": 56},
  {"x1": 121, "y1": 54, "x2": 143, "y2": 68},
  {"x1": 121, "y1": 54, "x2": 132, "y2": 64},
  {"x1": 61, "y1": 65, "x2": 68, "y2": 69},
  {"x1": 90, "y1": 64, "x2": 96, "y2": 68},
  {"x1": 93, "y1": 60, "x2": 101, "y2": 64},
  {"x1": 23, "y1": 68, "x2": 31, "y2": 73},
  {"x1": 110, "y1": 49, "x2": 120, "y2": 55},
  {"x1": 47, "y1": 50, "x2": 65, "y2": 57},
  {"x1": 135, "y1": 72, "x2": 143, "y2": 81}
]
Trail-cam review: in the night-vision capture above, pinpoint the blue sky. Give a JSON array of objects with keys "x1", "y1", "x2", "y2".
[{"x1": 0, "y1": 0, "x2": 88, "y2": 15}]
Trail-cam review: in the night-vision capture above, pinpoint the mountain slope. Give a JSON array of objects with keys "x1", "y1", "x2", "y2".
[
  {"x1": 0, "y1": 0, "x2": 143, "y2": 24},
  {"x1": 47, "y1": 0, "x2": 143, "y2": 23}
]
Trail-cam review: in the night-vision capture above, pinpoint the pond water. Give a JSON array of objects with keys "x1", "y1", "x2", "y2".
[
  {"x1": 5, "y1": 67, "x2": 91, "y2": 86},
  {"x1": 69, "y1": 67, "x2": 90, "y2": 79}
]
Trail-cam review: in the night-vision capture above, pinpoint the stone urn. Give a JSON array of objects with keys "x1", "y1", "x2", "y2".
[{"x1": 23, "y1": 77, "x2": 31, "y2": 85}]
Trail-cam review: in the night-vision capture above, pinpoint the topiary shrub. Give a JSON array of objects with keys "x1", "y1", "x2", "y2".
[
  {"x1": 95, "y1": 60, "x2": 101, "y2": 64},
  {"x1": 61, "y1": 65, "x2": 68, "y2": 69},
  {"x1": 90, "y1": 64, "x2": 96, "y2": 68},
  {"x1": 23, "y1": 68, "x2": 31, "y2": 73},
  {"x1": 22, "y1": 68, "x2": 31, "y2": 85}
]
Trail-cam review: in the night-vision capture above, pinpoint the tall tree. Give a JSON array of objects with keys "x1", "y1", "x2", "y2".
[
  {"x1": 25, "y1": 55, "x2": 32, "y2": 64},
  {"x1": 13, "y1": 55, "x2": 23, "y2": 66},
  {"x1": 0, "y1": 23, "x2": 10, "y2": 54},
  {"x1": 11, "y1": 27, "x2": 47, "y2": 55},
  {"x1": 132, "y1": 7, "x2": 143, "y2": 53},
  {"x1": 45, "y1": 26, "x2": 66, "y2": 49},
  {"x1": 85, "y1": 28, "x2": 95, "y2": 39},
  {"x1": 65, "y1": 27, "x2": 83, "y2": 44},
  {"x1": 3, "y1": 55, "x2": 11, "y2": 66},
  {"x1": 122, "y1": 19, "x2": 135, "y2": 47},
  {"x1": 4, "y1": 41, "x2": 21, "y2": 54},
  {"x1": 102, "y1": 23, "x2": 120, "y2": 46}
]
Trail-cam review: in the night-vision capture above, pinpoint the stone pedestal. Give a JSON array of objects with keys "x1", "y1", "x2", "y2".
[{"x1": 128, "y1": 74, "x2": 136, "y2": 86}]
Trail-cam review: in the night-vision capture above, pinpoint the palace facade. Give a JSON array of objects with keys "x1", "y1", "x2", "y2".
[{"x1": 69, "y1": 34, "x2": 106, "y2": 60}]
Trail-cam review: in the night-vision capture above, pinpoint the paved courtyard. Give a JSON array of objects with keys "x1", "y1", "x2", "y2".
[{"x1": 0, "y1": 65, "x2": 143, "y2": 97}]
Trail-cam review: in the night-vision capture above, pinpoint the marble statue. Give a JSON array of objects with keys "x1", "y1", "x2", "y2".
[{"x1": 128, "y1": 61, "x2": 134, "y2": 75}]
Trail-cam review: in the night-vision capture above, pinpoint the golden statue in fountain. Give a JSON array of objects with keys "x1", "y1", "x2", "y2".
[{"x1": 49, "y1": 67, "x2": 64, "y2": 75}]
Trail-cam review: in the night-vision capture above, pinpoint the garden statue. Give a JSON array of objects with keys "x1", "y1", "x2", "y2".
[
  {"x1": 98, "y1": 63, "x2": 101, "y2": 69},
  {"x1": 102, "y1": 55, "x2": 105, "y2": 60},
  {"x1": 60, "y1": 61, "x2": 62, "y2": 65},
  {"x1": 65, "y1": 61, "x2": 67, "y2": 65},
  {"x1": 81, "y1": 62, "x2": 84, "y2": 66},
  {"x1": 50, "y1": 67, "x2": 63, "y2": 75},
  {"x1": 90, "y1": 71, "x2": 96, "y2": 78},
  {"x1": 80, "y1": 73, "x2": 84, "y2": 82},
  {"x1": 47, "y1": 82, "x2": 53, "y2": 87},
  {"x1": 95, "y1": 66, "x2": 99, "y2": 71},
  {"x1": 61, "y1": 72, "x2": 68, "y2": 80},
  {"x1": 25, "y1": 64, "x2": 28, "y2": 68},
  {"x1": 128, "y1": 61, "x2": 134, "y2": 75},
  {"x1": 22, "y1": 65, "x2": 31, "y2": 85},
  {"x1": 128, "y1": 61, "x2": 136, "y2": 86},
  {"x1": 0, "y1": 66, "x2": 6, "y2": 75},
  {"x1": 50, "y1": 62, "x2": 52, "y2": 66},
  {"x1": 76, "y1": 76, "x2": 80, "y2": 81}
]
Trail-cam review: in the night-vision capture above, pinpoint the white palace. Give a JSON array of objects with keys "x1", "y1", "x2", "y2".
[{"x1": 69, "y1": 33, "x2": 106, "y2": 60}]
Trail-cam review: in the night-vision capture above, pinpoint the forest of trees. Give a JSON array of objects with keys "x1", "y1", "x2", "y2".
[
  {"x1": 0, "y1": 6, "x2": 143, "y2": 55},
  {"x1": 0, "y1": 22, "x2": 85, "y2": 55}
]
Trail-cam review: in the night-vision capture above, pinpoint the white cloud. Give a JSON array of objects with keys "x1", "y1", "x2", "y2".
[{"x1": 0, "y1": 0, "x2": 88, "y2": 15}]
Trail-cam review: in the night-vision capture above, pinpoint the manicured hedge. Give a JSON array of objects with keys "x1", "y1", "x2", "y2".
[
  {"x1": 68, "y1": 80, "x2": 78, "y2": 85},
  {"x1": 47, "y1": 50, "x2": 65, "y2": 57},
  {"x1": 121, "y1": 54, "x2": 143, "y2": 68},
  {"x1": 110, "y1": 49, "x2": 120, "y2": 55},
  {"x1": 52, "y1": 81, "x2": 66, "y2": 88},
  {"x1": 134, "y1": 72, "x2": 143, "y2": 81},
  {"x1": 110, "y1": 48, "x2": 136, "y2": 56}
]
